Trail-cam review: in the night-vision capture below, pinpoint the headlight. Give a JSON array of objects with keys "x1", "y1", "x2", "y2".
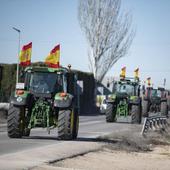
[{"x1": 17, "y1": 96, "x2": 23, "y2": 102}]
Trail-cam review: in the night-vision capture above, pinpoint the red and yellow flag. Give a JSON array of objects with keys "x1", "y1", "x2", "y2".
[
  {"x1": 19, "y1": 42, "x2": 32, "y2": 66},
  {"x1": 147, "y1": 77, "x2": 151, "y2": 86},
  {"x1": 45, "y1": 44, "x2": 60, "y2": 68},
  {"x1": 134, "y1": 68, "x2": 139, "y2": 79},
  {"x1": 120, "y1": 67, "x2": 126, "y2": 78}
]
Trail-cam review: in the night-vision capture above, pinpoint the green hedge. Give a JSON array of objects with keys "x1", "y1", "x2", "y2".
[
  {"x1": 76, "y1": 70, "x2": 96, "y2": 114},
  {"x1": 0, "y1": 64, "x2": 17, "y2": 102}
]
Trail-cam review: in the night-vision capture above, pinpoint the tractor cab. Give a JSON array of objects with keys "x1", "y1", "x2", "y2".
[
  {"x1": 23, "y1": 67, "x2": 68, "y2": 97},
  {"x1": 8, "y1": 66, "x2": 80, "y2": 140},
  {"x1": 106, "y1": 77, "x2": 142, "y2": 124},
  {"x1": 142, "y1": 87, "x2": 168, "y2": 117},
  {"x1": 145, "y1": 87, "x2": 164, "y2": 102},
  {"x1": 113, "y1": 78, "x2": 140, "y2": 97}
]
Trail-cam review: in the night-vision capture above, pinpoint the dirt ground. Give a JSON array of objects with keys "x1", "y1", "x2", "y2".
[
  {"x1": 50, "y1": 124, "x2": 170, "y2": 170},
  {"x1": 53, "y1": 146, "x2": 170, "y2": 170},
  {"x1": 1, "y1": 110, "x2": 170, "y2": 170}
]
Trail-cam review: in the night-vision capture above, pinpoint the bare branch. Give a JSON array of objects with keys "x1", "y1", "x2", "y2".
[{"x1": 78, "y1": 0, "x2": 135, "y2": 82}]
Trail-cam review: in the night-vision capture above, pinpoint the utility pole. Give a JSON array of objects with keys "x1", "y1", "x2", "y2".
[{"x1": 12, "y1": 27, "x2": 21, "y2": 84}]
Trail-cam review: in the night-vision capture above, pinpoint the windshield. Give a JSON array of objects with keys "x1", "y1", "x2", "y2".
[
  {"x1": 151, "y1": 89, "x2": 161, "y2": 97},
  {"x1": 29, "y1": 72, "x2": 64, "y2": 93},
  {"x1": 116, "y1": 83, "x2": 135, "y2": 96}
]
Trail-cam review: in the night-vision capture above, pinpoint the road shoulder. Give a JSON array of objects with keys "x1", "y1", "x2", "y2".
[{"x1": 0, "y1": 140, "x2": 102, "y2": 170}]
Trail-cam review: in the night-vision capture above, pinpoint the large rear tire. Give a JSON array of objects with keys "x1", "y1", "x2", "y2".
[
  {"x1": 7, "y1": 105, "x2": 23, "y2": 138},
  {"x1": 58, "y1": 109, "x2": 79, "y2": 140},
  {"x1": 106, "y1": 103, "x2": 116, "y2": 122},
  {"x1": 142, "y1": 100, "x2": 149, "y2": 117},
  {"x1": 131, "y1": 104, "x2": 141, "y2": 124},
  {"x1": 161, "y1": 102, "x2": 168, "y2": 116}
]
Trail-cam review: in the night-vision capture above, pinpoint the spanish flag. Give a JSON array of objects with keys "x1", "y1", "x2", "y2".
[
  {"x1": 120, "y1": 67, "x2": 126, "y2": 78},
  {"x1": 45, "y1": 44, "x2": 60, "y2": 68},
  {"x1": 134, "y1": 68, "x2": 139, "y2": 79},
  {"x1": 19, "y1": 42, "x2": 32, "y2": 66},
  {"x1": 147, "y1": 77, "x2": 151, "y2": 86}
]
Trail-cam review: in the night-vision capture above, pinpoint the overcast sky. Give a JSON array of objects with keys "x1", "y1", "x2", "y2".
[{"x1": 0, "y1": 0, "x2": 170, "y2": 88}]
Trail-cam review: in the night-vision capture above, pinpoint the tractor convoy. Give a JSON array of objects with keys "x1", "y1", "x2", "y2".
[
  {"x1": 105, "y1": 68, "x2": 169, "y2": 124},
  {"x1": 7, "y1": 66, "x2": 79, "y2": 140},
  {"x1": 5, "y1": 64, "x2": 169, "y2": 140}
]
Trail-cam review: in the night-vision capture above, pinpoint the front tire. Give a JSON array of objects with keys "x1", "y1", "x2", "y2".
[
  {"x1": 131, "y1": 104, "x2": 141, "y2": 124},
  {"x1": 142, "y1": 100, "x2": 149, "y2": 117},
  {"x1": 106, "y1": 103, "x2": 116, "y2": 122},
  {"x1": 58, "y1": 109, "x2": 79, "y2": 140},
  {"x1": 7, "y1": 105, "x2": 23, "y2": 138},
  {"x1": 167, "y1": 98, "x2": 170, "y2": 111}
]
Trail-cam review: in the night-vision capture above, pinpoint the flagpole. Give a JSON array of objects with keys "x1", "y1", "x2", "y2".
[{"x1": 13, "y1": 27, "x2": 21, "y2": 84}]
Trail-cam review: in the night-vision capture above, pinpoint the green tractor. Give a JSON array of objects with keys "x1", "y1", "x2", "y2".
[
  {"x1": 142, "y1": 87, "x2": 168, "y2": 117},
  {"x1": 106, "y1": 78, "x2": 142, "y2": 124},
  {"x1": 7, "y1": 66, "x2": 79, "y2": 140}
]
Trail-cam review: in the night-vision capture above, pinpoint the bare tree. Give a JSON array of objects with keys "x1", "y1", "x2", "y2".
[{"x1": 78, "y1": 0, "x2": 135, "y2": 82}]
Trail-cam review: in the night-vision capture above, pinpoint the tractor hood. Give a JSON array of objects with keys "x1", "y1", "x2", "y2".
[{"x1": 30, "y1": 90, "x2": 53, "y2": 99}]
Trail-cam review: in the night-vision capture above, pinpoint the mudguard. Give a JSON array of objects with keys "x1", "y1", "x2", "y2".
[
  {"x1": 10, "y1": 90, "x2": 30, "y2": 106},
  {"x1": 54, "y1": 93, "x2": 73, "y2": 108}
]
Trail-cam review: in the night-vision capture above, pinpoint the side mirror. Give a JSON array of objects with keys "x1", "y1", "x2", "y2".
[{"x1": 19, "y1": 70, "x2": 25, "y2": 82}]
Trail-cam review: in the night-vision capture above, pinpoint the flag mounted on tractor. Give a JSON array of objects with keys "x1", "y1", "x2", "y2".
[
  {"x1": 120, "y1": 66, "x2": 126, "y2": 78},
  {"x1": 45, "y1": 44, "x2": 60, "y2": 68},
  {"x1": 19, "y1": 42, "x2": 32, "y2": 66},
  {"x1": 147, "y1": 77, "x2": 151, "y2": 86},
  {"x1": 134, "y1": 68, "x2": 139, "y2": 79}
]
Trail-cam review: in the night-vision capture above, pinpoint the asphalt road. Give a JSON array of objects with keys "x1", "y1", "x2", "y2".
[{"x1": 0, "y1": 115, "x2": 138, "y2": 156}]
